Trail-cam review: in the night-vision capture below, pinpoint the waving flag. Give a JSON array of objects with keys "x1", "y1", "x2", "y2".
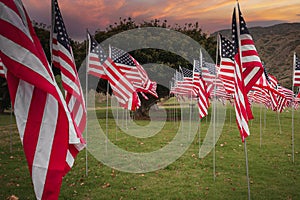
[
  {"x1": 0, "y1": 0, "x2": 84, "y2": 199},
  {"x1": 86, "y1": 32, "x2": 108, "y2": 79},
  {"x1": 232, "y1": 3, "x2": 264, "y2": 94},
  {"x1": 0, "y1": 57, "x2": 5, "y2": 77},
  {"x1": 193, "y1": 60, "x2": 209, "y2": 118},
  {"x1": 110, "y1": 46, "x2": 158, "y2": 98},
  {"x1": 51, "y1": 0, "x2": 86, "y2": 138},
  {"x1": 293, "y1": 52, "x2": 300, "y2": 86},
  {"x1": 232, "y1": 6, "x2": 253, "y2": 142},
  {"x1": 219, "y1": 34, "x2": 235, "y2": 94}
]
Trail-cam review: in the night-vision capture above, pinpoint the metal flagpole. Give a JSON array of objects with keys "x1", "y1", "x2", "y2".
[
  {"x1": 244, "y1": 139, "x2": 251, "y2": 200},
  {"x1": 277, "y1": 111, "x2": 282, "y2": 134},
  {"x1": 85, "y1": 29, "x2": 89, "y2": 176},
  {"x1": 116, "y1": 101, "x2": 119, "y2": 141},
  {"x1": 236, "y1": 2, "x2": 251, "y2": 198},
  {"x1": 106, "y1": 45, "x2": 112, "y2": 153},
  {"x1": 260, "y1": 103, "x2": 262, "y2": 147},
  {"x1": 264, "y1": 106, "x2": 267, "y2": 130},
  {"x1": 213, "y1": 34, "x2": 220, "y2": 181},
  {"x1": 292, "y1": 52, "x2": 296, "y2": 163},
  {"x1": 10, "y1": 106, "x2": 13, "y2": 153}
]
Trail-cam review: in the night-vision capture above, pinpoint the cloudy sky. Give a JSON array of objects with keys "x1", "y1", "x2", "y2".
[{"x1": 22, "y1": 0, "x2": 300, "y2": 40}]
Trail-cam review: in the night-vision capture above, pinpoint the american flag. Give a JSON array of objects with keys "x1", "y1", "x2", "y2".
[
  {"x1": 86, "y1": 32, "x2": 108, "y2": 79},
  {"x1": 51, "y1": 0, "x2": 86, "y2": 175},
  {"x1": 232, "y1": 6, "x2": 253, "y2": 142},
  {"x1": 252, "y1": 65, "x2": 278, "y2": 111},
  {"x1": 110, "y1": 46, "x2": 158, "y2": 99},
  {"x1": 0, "y1": 0, "x2": 83, "y2": 199},
  {"x1": 232, "y1": 3, "x2": 264, "y2": 94},
  {"x1": 201, "y1": 57, "x2": 216, "y2": 96},
  {"x1": 293, "y1": 52, "x2": 300, "y2": 86},
  {"x1": 0, "y1": 57, "x2": 6, "y2": 78},
  {"x1": 219, "y1": 34, "x2": 235, "y2": 94},
  {"x1": 179, "y1": 66, "x2": 197, "y2": 97},
  {"x1": 103, "y1": 46, "x2": 140, "y2": 110},
  {"x1": 170, "y1": 70, "x2": 187, "y2": 96},
  {"x1": 193, "y1": 60, "x2": 209, "y2": 118}
]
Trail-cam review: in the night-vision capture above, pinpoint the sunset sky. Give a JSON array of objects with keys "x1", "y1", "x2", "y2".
[{"x1": 22, "y1": 0, "x2": 300, "y2": 41}]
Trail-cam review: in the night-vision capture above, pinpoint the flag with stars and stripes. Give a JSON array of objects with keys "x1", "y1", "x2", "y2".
[
  {"x1": 110, "y1": 46, "x2": 158, "y2": 99},
  {"x1": 218, "y1": 34, "x2": 235, "y2": 94},
  {"x1": 0, "y1": 0, "x2": 85, "y2": 198},
  {"x1": 232, "y1": 3, "x2": 264, "y2": 94},
  {"x1": 86, "y1": 32, "x2": 108, "y2": 79},
  {"x1": 51, "y1": 0, "x2": 86, "y2": 174},
  {"x1": 193, "y1": 60, "x2": 209, "y2": 118},
  {"x1": 293, "y1": 52, "x2": 300, "y2": 86},
  {"x1": 231, "y1": 5, "x2": 254, "y2": 142}
]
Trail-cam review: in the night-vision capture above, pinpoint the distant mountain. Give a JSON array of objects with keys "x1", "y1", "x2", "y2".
[{"x1": 214, "y1": 23, "x2": 300, "y2": 89}]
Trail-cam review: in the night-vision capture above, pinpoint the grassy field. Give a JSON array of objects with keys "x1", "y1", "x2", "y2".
[{"x1": 0, "y1": 103, "x2": 299, "y2": 199}]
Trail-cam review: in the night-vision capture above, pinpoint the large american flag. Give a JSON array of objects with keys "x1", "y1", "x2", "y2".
[
  {"x1": 0, "y1": 57, "x2": 6, "y2": 77},
  {"x1": 219, "y1": 34, "x2": 235, "y2": 94},
  {"x1": 110, "y1": 46, "x2": 158, "y2": 99},
  {"x1": 293, "y1": 52, "x2": 300, "y2": 86},
  {"x1": 0, "y1": 0, "x2": 83, "y2": 199},
  {"x1": 86, "y1": 32, "x2": 108, "y2": 79},
  {"x1": 51, "y1": 0, "x2": 86, "y2": 175},
  {"x1": 232, "y1": 3, "x2": 264, "y2": 94},
  {"x1": 232, "y1": 6, "x2": 253, "y2": 142}
]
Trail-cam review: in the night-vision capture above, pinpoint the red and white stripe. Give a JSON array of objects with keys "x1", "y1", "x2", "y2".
[
  {"x1": 192, "y1": 62, "x2": 209, "y2": 118},
  {"x1": 219, "y1": 56, "x2": 235, "y2": 94},
  {"x1": 0, "y1": 57, "x2": 6, "y2": 77},
  {"x1": 103, "y1": 58, "x2": 140, "y2": 111},
  {"x1": 233, "y1": 54, "x2": 252, "y2": 142},
  {"x1": 0, "y1": 1, "x2": 82, "y2": 199},
  {"x1": 51, "y1": 0, "x2": 86, "y2": 142},
  {"x1": 86, "y1": 34, "x2": 108, "y2": 79},
  {"x1": 293, "y1": 53, "x2": 300, "y2": 86}
]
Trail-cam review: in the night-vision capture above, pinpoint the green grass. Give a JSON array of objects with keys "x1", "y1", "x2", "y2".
[{"x1": 0, "y1": 105, "x2": 300, "y2": 199}]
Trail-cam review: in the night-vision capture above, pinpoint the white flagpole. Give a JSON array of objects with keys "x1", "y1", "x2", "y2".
[
  {"x1": 292, "y1": 52, "x2": 296, "y2": 163},
  {"x1": 277, "y1": 111, "x2": 282, "y2": 134},
  {"x1": 213, "y1": 34, "x2": 220, "y2": 181},
  {"x1": 264, "y1": 106, "x2": 267, "y2": 130},
  {"x1": 10, "y1": 106, "x2": 13, "y2": 153},
  {"x1": 85, "y1": 29, "x2": 90, "y2": 176},
  {"x1": 260, "y1": 103, "x2": 262, "y2": 147},
  {"x1": 116, "y1": 100, "x2": 119, "y2": 141},
  {"x1": 105, "y1": 45, "x2": 112, "y2": 153},
  {"x1": 236, "y1": 3, "x2": 251, "y2": 198},
  {"x1": 244, "y1": 138, "x2": 251, "y2": 200}
]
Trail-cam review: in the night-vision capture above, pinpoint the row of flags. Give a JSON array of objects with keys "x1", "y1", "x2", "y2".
[
  {"x1": 169, "y1": 3, "x2": 300, "y2": 142},
  {"x1": 1, "y1": 0, "x2": 300, "y2": 199}
]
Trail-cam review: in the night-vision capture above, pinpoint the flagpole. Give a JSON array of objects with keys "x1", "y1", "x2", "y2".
[
  {"x1": 244, "y1": 138, "x2": 251, "y2": 200},
  {"x1": 236, "y1": 2, "x2": 251, "y2": 198},
  {"x1": 85, "y1": 29, "x2": 89, "y2": 176},
  {"x1": 277, "y1": 111, "x2": 282, "y2": 134},
  {"x1": 264, "y1": 106, "x2": 266, "y2": 130},
  {"x1": 105, "y1": 45, "x2": 112, "y2": 153},
  {"x1": 116, "y1": 99, "x2": 119, "y2": 141},
  {"x1": 10, "y1": 106, "x2": 13, "y2": 153},
  {"x1": 292, "y1": 52, "x2": 296, "y2": 163},
  {"x1": 260, "y1": 103, "x2": 262, "y2": 147}
]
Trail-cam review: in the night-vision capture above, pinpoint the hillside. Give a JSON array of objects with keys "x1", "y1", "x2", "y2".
[{"x1": 215, "y1": 23, "x2": 300, "y2": 89}]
